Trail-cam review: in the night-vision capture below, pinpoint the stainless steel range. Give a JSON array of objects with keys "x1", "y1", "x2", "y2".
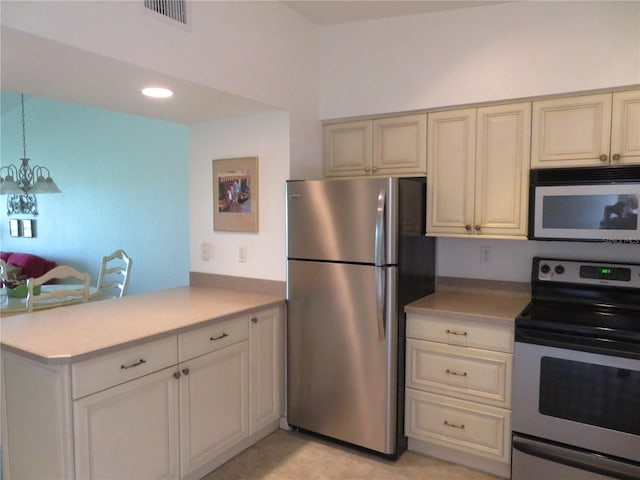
[{"x1": 512, "y1": 257, "x2": 640, "y2": 480}]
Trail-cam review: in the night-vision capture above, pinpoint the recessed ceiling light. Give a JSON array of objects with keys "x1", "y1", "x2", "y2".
[{"x1": 142, "y1": 87, "x2": 173, "y2": 98}]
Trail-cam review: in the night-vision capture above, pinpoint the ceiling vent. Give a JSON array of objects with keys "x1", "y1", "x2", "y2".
[{"x1": 144, "y1": 0, "x2": 187, "y2": 25}]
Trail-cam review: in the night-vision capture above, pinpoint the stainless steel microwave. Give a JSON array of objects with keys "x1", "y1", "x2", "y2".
[{"x1": 529, "y1": 166, "x2": 640, "y2": 242}]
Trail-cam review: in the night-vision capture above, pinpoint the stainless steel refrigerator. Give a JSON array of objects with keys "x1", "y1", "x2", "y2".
[{"x1": 286, "y1": 176, "x2": 435, "y2": 457}]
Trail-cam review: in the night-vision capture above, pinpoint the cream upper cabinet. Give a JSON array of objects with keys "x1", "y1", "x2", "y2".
[
  {"x1": 611, "y1": 89, "x2": 640, "y2": 165},
  {"x1": 427, "y1": 102, "x2": 531, "y2": 238},
  {"x1": 531, "y1": 90, "x2": 640, "y2": 168},
  {"x1": 324, "y1": 114, "x2": 427, "y2": 177},
  {"x1": 324, "y1": 120, "x2": 372, "y2": 176}
]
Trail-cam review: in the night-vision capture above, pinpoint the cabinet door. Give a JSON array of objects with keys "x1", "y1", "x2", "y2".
[
  {"x1": 611, "y1": 89, "x2": 640, "y2": 165},
  {"x1": 373, "y1": 114, "x2": 427, "y2": 175},
  {"x1": 475, "y1": 102, "x2": 531, "y2": 237},
  {"x1": 249, "y1": 308, "x2": 281, "y2": 434},
  {"x1": 531, "y1": 93, "x2": 612, "y2": 168},
  {"x1": 74, "y1": 367, "x2": 180, "y2": 480},
  {"x1": 324, "y1": 121, "x2": 373, "y2": 177},
  {"x1": 427, "y1": 109, "x2": 476, "y2": 235},
  {"x1": 179, "y1": 341, "x2": 249, "y2": 479}
]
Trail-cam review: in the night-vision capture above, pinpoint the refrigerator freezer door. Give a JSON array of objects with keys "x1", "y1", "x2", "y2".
[
  {"x1": 287, "y1": 260, "x2": 398, "y2": 454},
  {"x1": 286, "y1": 177, "x2": 398, "y2": 265}
]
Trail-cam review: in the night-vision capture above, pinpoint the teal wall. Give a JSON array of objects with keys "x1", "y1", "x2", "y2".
[{"x1": 0, "y1": 91, "x2": 190, "y2": 294}]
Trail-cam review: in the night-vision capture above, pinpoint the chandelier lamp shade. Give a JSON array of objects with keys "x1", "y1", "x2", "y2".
[{"x1": 0, "y1": 94, "x2": 61, "y2": 216}]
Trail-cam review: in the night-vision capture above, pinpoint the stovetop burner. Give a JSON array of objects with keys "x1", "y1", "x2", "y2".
[{"x1": 517, "y1": 301, "x2": 640, "y2": 343}]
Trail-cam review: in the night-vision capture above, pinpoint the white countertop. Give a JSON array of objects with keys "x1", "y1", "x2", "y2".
[
  {"x1": 0, "y1": 286, "x2": 283, "y2": 364},
  {"x1": 405, "y1": 290, "x2": 530, "y2": 324}
]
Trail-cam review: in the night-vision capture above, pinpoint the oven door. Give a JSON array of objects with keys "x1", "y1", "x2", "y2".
[
  {"x1": 512, "y1": 434, "x2": 640, "y2": 480},
  {"x1": 530, "y1": 183, "x2": 640, "y2": 241},
  {"x1": 512, "y1": 338, "x2": 640, "y2": 462}
]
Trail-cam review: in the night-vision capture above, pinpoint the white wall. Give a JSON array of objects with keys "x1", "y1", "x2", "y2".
[
  {"x1": 319, "y1": 1, "x2": 640, "y2": 119},
  {"x1": 318, "y1": 1, "x2": 640, "y2": 281},
  {"x1": 190, "y1": 112, "x2": 290, "y2": 281},
  {"x1": 0, "y1": 92, "x2": 190, "y2": 293},
  {"x1": 1, "y1": 0, "x2": 323, "y2": 179}
]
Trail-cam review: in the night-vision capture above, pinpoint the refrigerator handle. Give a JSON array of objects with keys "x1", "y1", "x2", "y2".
[
  {"x1": 376, "y1": 266, "x2": 386, "y2": 340},
  {"x1": 374, "y1": 189, "x2": 386, "y2": 266}
]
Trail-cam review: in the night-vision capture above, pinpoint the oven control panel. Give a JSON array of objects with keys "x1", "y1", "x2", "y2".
[{"x1": 535, "y1": 258, "x2": 640, "y2": 288}]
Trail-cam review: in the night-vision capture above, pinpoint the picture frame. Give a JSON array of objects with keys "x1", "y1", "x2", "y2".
[{"x1": 212, "y1": 156, "x2": 259, "y2": 232}]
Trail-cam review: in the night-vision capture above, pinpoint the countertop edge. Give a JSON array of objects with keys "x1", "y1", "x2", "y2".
[{"x1": 1, "y1": 288, "x2": 284, "y2": 365}]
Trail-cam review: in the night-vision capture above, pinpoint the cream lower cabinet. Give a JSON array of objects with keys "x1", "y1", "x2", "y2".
[
  {"x1": 249, "y1": 307, "x2": 281, "y2": 434},
  {"x1": 2, "y1": 307, "x2": 282, "y2": 480},
  {"x1": 405, "y1": 313, "x2": 514, "y2": 478},
  {"x1": 324, "y1": 114, "x2": 427, "y2": 177},
  {"x1": 178, "y1": 341, "x2": 249, "y2": 480},
  {"x1": 74, "y1": 366, "x2": 181, "y2": 480},
  {"x1": 427, "y1": 102, "x2": 531, "y2": 238},
  {"x1": 531, "y1": 89, "x2": 640, "y2": 168}
]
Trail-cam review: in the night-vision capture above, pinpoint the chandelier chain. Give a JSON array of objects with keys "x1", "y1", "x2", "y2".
[{"x1": 21, "y1": 94, "x2": 27, "y2": 159}]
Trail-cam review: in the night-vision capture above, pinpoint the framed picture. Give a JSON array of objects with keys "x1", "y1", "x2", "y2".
[{"x1": 212, "y1": 156, "x2": 259, "y2": 232}]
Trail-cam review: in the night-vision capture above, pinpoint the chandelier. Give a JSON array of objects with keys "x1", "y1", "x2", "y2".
[{"x1": 0, "y1": 94, "x2": 62, "y2": 216}]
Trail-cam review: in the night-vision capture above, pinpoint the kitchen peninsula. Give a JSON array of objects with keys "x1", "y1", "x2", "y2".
[{"x1": 1, "y1": 286, "x2": 284, "y2": 480}]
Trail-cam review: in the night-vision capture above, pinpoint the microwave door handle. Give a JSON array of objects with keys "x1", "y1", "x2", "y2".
[
  {"x1": 513, "y1": 438, "x2": 640, "y2": 480},
  {"x1": 374, "y1": 189, "x2": 386, "y2": 267}
]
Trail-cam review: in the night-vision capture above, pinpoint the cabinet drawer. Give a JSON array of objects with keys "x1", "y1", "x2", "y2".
[
  {"x1": 72, "y1": 335, "x2": 178, "y2": 399},
  {"x1": 179, "y1": 315, "x2": 249, "y2": 362},
  {"x1": 406, "y1": 313, "x2": 513, "y2": 353},
  {"x1": 406, "y1": 339, "x2": 512, "y2": 407},
  {"x1": 406, "y1": 389, "x2": 511, "y2": 463}
]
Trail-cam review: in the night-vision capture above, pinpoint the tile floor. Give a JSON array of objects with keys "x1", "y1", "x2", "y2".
[{"x1": 201, "y1": 429, "x2": 503, "y2": 480}]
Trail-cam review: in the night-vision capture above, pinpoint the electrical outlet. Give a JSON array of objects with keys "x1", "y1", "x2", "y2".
[
  {"x1": 201, "y1": 243, "x2": 210, "y2": 261},
  {"x1": 239, "y1": 246, "x2": 248, "y2": 263},
  {"x1": 481, "y1": 246, "x2": 492, "y2": 264}
]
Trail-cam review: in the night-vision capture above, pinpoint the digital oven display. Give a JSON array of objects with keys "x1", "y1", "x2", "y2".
[{"x1": 580, "y1": 265, "x2": 632, "y2": 281}]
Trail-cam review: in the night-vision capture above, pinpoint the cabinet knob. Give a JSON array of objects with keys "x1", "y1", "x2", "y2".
[
  {"x1": 182, "y1": 368, "x2": 190, "y2": 376},
  {"x1": 364, "y1": 167, "x2": 371, "y2": 173},
  {"x1": 173, "y1": 372, "x2": 181, "y2": 380},
  {"x1": 474, "y1": 225, "x2": 481, "y2": 232},
  {"x1": 464, "y1": 225, "x2": 472, "y2": 232},
  {"x1": 251, "y1": 317, "x2": 258, "y2": 324},
  {"x1": 372, "y1": 167, "x2": 378, "y2": 172},
  {"x1": 612, "y1": 153, "x2": 621, "y2": 162},
  {"x1": 599, "y1": 154, "x2": 608, "y2": 162}
]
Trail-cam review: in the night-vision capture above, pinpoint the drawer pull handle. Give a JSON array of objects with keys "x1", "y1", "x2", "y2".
[
  {"x1": 445, "y1": 329, "x2": 468, "y2": 336},
  {"x1": 121, "y1": 358, "x2": 147, "y2": 370},
  {"x1": 445, "y1": 369, "x2": 468, "y2": 377},
  {"x1": 251, "y1": 317, "x2": 258, "y2": 324},
  {"x1": 444, "y1": 420, "x2": 465, "y2": 429},
  {"x1": 210, "y1": 333, "x2": 229, "y2": 341},
  {"x1": 173, "y1": 371, "x2": 181, "y2": 379}
]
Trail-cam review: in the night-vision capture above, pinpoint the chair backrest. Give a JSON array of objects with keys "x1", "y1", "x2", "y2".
[
  {"x1": 0, "y1": 259, "x2": 7, "y2": 283},
  {"x1": 96, "y1": 249, "x2": 132, "y2": 299},
  {"x1": 26, "y1": 265, "x2": 91, "y2": 312}
]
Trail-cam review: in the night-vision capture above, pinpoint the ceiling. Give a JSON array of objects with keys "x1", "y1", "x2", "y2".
[
  {"x1": 1, "y1": 1, "x2": 505, "y2": 124},
  {"x1": 283, "y1": 1, "x2": 507, "y2": 25}
]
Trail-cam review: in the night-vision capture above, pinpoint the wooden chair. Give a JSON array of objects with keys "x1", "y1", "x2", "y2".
[
  {"x1": 96, "y1": 249, "x2": 132, "y2": 299},
  {"x1": 0, "y1": 259, "x2": 7, "y2": 284},
  {"x1": 26, "y1": 266, "x2": 90, "y2": 312}
]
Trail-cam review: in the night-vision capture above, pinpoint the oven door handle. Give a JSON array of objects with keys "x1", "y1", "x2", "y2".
[
  {"x1": 513, "y1": 436, "x2": 640, "y2": 480},
  {"x1": 516, "y1": 328, "x2": 640, "y2": 360}
]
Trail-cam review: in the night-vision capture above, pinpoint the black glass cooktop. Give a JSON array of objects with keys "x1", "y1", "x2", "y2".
[{"x1": 517, "y1": 301, "x2": 640, "y2": 343}]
